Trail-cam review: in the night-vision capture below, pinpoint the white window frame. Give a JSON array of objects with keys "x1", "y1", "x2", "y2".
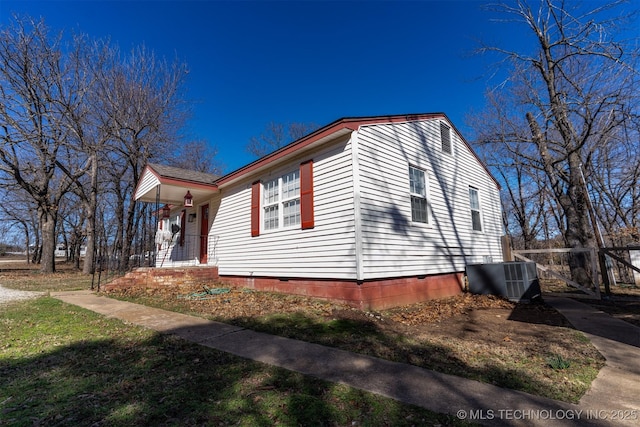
[
  {"x1": 469, "y1": 186, "x2": 483, "y2": 232},
  {"x1": 262, "y1": 169, "x2": 301, "y2": 231},
  {"x1": 409, "y1": 165, "x2": 429, "y2": 224}
]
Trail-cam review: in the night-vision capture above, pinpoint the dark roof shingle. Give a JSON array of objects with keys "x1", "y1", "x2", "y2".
[{"x1": 148, "y1": 163, "x2": 219, "y2": 185}]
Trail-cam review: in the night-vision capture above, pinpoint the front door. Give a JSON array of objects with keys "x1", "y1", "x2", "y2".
[{"x1": 199, "y1": 204, "x2": 209, "y2": 264}]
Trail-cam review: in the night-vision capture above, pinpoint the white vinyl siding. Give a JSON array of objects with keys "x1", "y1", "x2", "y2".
[
  {"x1": 355, "y1": 119, "x2": 503, "y2": 278},
  {"x1": 208, "y1": 117, "x2": 502, "y2": 279},
  {"x1": 210, "y1": 136, "x2": 358, "y2": 279},
  {"x1": 134, "y1": 169, "x2": 161, "y2": 200}
]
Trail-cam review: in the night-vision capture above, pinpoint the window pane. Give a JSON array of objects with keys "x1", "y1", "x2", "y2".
[
  {"x1": 283, "y1": 198, "x2": 301, "y2": 227},
  {"x1": 469, "y1": 187, "x2": 481, "y2": 231},
  {"x1": 411, "y1": 195, "x2": 428, "y2": 223},
  {"x1": 263, "y1": 205, "x2": 279, "y2": 230},
  {"x1": 281, "y1": 170, "x2": 300, "y2": 200},
  {"x1": 409, "y1": 166, "x2": 425, "y2": 196},
  {"x1": 472, "y1": 210, "x2": 482, "y2": 231},
  {"x1": 469, "y1": 188, "x2": 480, "y2": 210},
  {"x1": 264, "y1": 179, "x2": 279, "y2": 205}
]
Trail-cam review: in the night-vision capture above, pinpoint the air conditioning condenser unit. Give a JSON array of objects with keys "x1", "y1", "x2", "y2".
[{"x1": 465, "y1": 262, "x2": 541, "y2": 302}]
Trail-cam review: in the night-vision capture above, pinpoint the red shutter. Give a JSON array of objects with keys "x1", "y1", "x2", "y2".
[
  {"x1": 300, "y1": 160, "x2": 314, "y2": 229},
  {"x1": 251, "y1": 181, "x2": 261, "y2": 237}
]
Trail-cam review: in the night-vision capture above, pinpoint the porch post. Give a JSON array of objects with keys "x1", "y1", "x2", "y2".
[{"x1": 154, "y1": 184, "x2": 160, "y2": 267}]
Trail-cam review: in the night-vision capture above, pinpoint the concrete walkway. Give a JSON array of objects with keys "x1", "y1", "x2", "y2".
[{"x1": 50, "y1": 290, "x2": 640, "y2": 426}]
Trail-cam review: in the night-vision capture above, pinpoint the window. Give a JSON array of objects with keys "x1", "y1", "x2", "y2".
[
  {"x1": 263, "y1": 170, "x2": 301, "y2": 231},
  {"x1": 409, "y1": 166, "x2": 428, "y2": 223},
  {"x1": 469, "y1": 187, "x2": 482, "y2": 231},
  {"x1": 251, "y1": 160, "x2": 314, "y2": 237},
  {"x1": 440, "y1": 122, "x2": 452, "y2": 154}
]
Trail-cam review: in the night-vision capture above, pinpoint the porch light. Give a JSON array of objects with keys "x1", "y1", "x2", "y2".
[
  {"x1": 184, "y1": 190, "x2": 193, "y2": 207},
  {"x1": 162, "y1": 204, "x2": 171, "y2": 219}
]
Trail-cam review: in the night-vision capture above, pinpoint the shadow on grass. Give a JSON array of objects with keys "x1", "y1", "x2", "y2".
[
  {"x1": 222, "y1": 303, "x2": 601, "y2": 404},
  {"x1": 1, "y1": 313, "x2": 461, "y2": 426}
]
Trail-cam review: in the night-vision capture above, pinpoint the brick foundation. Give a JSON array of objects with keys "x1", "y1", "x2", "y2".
[
  {"x1": 103, "y1": 267, "x2": 220, "y2": 291},
  {"x1": 103, "y1": 267, "x2": 464, "y2": 310},
  {"x1": 219, "y1": 273, "x2": 464, "y2": 310}
]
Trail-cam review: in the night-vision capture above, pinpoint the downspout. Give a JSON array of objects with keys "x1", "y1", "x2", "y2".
[{"x1": 350, "y1": 130, "x2": 364, "y2": 282}]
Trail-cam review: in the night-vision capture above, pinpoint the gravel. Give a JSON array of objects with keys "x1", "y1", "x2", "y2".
[{"x1": 0, "y1": 285, "x2": 44, "y2": 306}]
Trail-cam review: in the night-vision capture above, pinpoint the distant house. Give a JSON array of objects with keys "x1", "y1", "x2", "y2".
[
  {"x1": 55, "y1": 244, "x2": 87, "y2": 258},
  {"x1": 132, "y1": 113, "x2": 503, "y2": 309}
]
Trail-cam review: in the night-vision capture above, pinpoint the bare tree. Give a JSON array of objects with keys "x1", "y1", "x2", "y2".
[
  {"x1": 53, "y1": 36, "x2": 108, "y2": 274},
  {"x1": 0, "y1": 188, "x2": 39, "y2": 263},
  {"x1": 96, "y1": 45, "x2": 190, "y2": 271},
  {"x1": 165, "y1": 139, "x2": 223, "y2": 175},
  {"x1": 247, "y1": 121, "x2": 319, "y2": 158},
  {"x1": 589, "y1": 120, "x2": 640, "y2": 241},
  {"x1": 0, "y1": 17, "x2": 82, "y2": 272},
  {"x1": 473, "y1": 0, "x2": 639, "y2": 285}
]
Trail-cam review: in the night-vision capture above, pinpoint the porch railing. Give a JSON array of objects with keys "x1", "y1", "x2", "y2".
[{"x1": 156, "y1": 233, "x2": 218, "y2": 267}]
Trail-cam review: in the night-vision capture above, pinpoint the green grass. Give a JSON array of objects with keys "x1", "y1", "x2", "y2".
[
  {"x1": 1, "y1": 262, "x2": 606, "y2": 406},
  {"x1": 220, "y1": 312, "x2": 603, "y2": 403},
  {"x1": 106, "y1": 289, "x2": 605, "y2": 403},
  {"x1": 0, "y1": 298, "x2": 468, "y2": 426}
]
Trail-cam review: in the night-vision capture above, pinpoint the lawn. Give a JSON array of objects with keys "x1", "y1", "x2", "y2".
[
  {"x1": 103, "y1": 284, "x2": 605, "y2": 403},
  {"x1": 1, "y1": 258, "x2": 625, "y2": 414},
  {"x1": 0, "y1": 297, "x2": 466, "y2": 426}
]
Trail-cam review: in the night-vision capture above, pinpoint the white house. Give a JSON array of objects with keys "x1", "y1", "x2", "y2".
[{"x1": 133, "y1": 113, "x2": 503, "y2": 309}]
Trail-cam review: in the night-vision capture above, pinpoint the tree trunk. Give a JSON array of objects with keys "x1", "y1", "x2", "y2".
[
  {"x1": 526, "y1": 112, "x2": 596, "y2": 286},
  {"x1": 82, "y1": 153, "x2": 99, "y2": 275},
  {"x1": 122, "y1": 199, "x2": 138, "y2": 272},
  {"x1": 22, "y1": 223, "x2": 30, "y2": 264},
  {"x1": 39, "y1": 206, "x2": 56, "y2": 273},
  {"x1": 562, "y1": 155, "x2": 596, "y2": 285}
]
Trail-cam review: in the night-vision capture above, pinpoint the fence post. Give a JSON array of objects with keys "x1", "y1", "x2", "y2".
[
  {"x1": 501, "y1": 235, "x2": 513, "y2": 262},
  {"x1": 598, "y1": 248, "x2": 611, "y2": 297}
]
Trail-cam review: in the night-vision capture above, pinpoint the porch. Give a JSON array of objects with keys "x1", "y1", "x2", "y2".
[
  {"x1": 155, "y1": 233, "x2": 218, "y2": 268},
  {"x1": 133, "y1": 163, "x2": 221, "y2": 270}
]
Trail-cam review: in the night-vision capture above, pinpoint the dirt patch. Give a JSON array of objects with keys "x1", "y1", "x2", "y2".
[
  {"x1": 100, "y1": 284, "x2": 607, "y2": 401},
  {"x1": 107, "y1": 285, "x2": 587, "y2": 364}
]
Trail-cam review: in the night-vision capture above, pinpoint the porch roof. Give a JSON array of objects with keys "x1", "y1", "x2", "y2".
[{"x1": 134, "y1": 163, "x2": 219, "y2": 204}]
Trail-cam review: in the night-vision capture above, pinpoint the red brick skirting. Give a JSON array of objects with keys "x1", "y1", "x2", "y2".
[
  {"x1": 104, "y1": 267, "x2": 464, "y2": 310},
  {"x1": 219, "y1": 273, "x2": 464, "y2": 310},
  {"x1": 103, "y1": 267, "x2": 220, "y2": 291}
]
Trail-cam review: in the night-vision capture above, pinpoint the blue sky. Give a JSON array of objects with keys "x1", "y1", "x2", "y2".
[{"x1": 0, "y1": 1, "x2": 546, "y2": 172}]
